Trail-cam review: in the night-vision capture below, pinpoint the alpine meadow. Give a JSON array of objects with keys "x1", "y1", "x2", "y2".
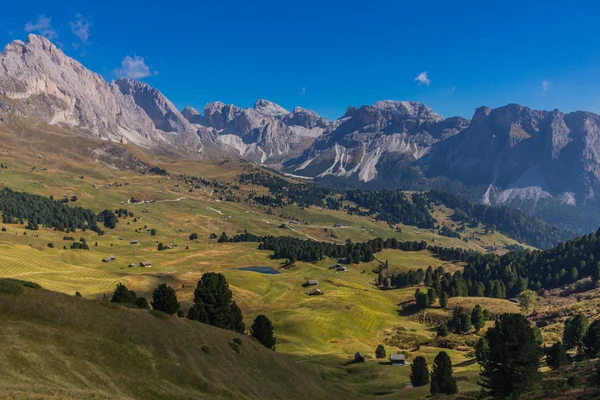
[{"x1": 2, "y1": 3, "x2": 600, "y2": 399}]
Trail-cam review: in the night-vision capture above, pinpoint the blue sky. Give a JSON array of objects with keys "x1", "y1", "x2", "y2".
[{"x1": 1, "y1": 0, "x2": 600, "y2": 120}]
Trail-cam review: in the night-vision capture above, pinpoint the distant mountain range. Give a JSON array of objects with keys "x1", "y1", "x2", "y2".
[{"x1": 1, "y1": 34, "x2": 600, "y2": 232}]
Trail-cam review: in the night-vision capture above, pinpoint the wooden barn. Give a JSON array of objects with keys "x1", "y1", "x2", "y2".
[{"x1": 390, "y1": 353, "x2": 407, "y2": 366}]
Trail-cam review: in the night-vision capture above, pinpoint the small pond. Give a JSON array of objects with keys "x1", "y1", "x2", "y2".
[{"x1": 235, "y1": 266, "x2": 280, "y2": 275}]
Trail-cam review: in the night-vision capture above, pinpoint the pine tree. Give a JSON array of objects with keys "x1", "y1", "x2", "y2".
[
  {"x1": 479, "y1": 314, "x2": 541, "y2": 397},
  {"x1": 450, "y1": 307, "x2": 472, "y2": 334},
  {"x1": 592, "y1": 262, "x2": 600, "y2": 285},
  {"x1": 375, "y1": 344, "x2": 386, "y2": 359},
  {"x1": 189, "y1": 272, "x2": 238, "y2": 330},
  {"x1": 427, "y1": 288, "x2": 437, "y2": 306},
  {"x1": 151, "y1": 283, "x2": 180, "y2": 315},
  {"x1": 251, "y1": 315, "x2": 276, "y2": 350},
  {"x1": 437, "y1": 323, "x2": 449, "y2": 337},
  {"x1": 546, "y1": 341, "x2": 568, "y2": 370},
  {"x1": 471, "y1": 304, "x2": 486, "y2": 332},
  {"x1": 111, "y1": 283, "x2": 137, "y2": 304},
  {"x1": 410, "y1": 356, "x2": 429, "y2": 387},
  {"x1": 563, "y1": 313, "x2": 589, "y2": 349},
  {"x1": 135, "y1": 296, "x2": 150, "y2": 310},
  {"x1": 476, "y1": 337, "x2": 490, "y2": 363},
  {"x1": 230, "y1": 301, "x2": 245, "y2": 334},
  {"x1": 430, "y1": 351, "x2": 458, "y2": 395},
  {"x1": 415, "y1": 289, "x2": 429, "y2": 309},
  {"x1": 583, "y1": 319, "x2": 600, "y2": 358},
  {"x1": 439, "y1": 291, "x2": 448, "y2": 309}
]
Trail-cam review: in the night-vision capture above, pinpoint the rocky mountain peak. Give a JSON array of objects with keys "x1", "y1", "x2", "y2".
[
  {"x1": 253, "y1": 99, "x2": 288, "y2": 117},
  {"x1": 115, "y1": 78, "x2": 195, "y2": 137},
  {"x1": 181, "y1": 106, "x2": 200, "y2": 119}
]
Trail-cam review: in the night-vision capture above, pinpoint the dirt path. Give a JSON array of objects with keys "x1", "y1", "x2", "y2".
[{"x1": 127, "y1": 197, "x2": 186, "y2": 205}]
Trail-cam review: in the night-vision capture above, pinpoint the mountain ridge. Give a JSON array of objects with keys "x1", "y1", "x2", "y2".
[{"x1": 2, "y1": 34, "x2": 600, "y2": 232}]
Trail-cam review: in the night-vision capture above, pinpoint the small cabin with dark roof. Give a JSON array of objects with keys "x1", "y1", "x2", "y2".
[
  {"x1": 330, "y1": 264, "x2": 348, "y2": 272},
  {"x1": 140, "y1": 261, "x2": 152, "y2": 267},
  {"x1": 304, "y1": 279, "x2": 318, "y2": 286},
  {"x1": 308, "y1": 288, "x2": 323, "y2": 296},
  {"x1": 390, "y1": 353, "x2": 407, "y2": 366}
]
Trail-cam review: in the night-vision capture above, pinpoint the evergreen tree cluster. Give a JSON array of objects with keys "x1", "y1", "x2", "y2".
[
  {"x1": 110, "y1": 283, "x2": 150, "y2": 309},
  {"x1": 187, "y1": 273, "x2": 245, "y2": 333},
  {"x1": 239, "y1": 172, "x2": 337, "y2": 208},
  {"x1": 391, "y1": 228, "x2": 600, "y2": 301},
  {"x1": 238, "y1": 170, "x2": 573, "y2": 249},
  {"x1": 0, "y1": 188, "x2": 102, "y2": 233},
  {"x1": 344, "y1": 190, "x2": 435, "y2": 228}
]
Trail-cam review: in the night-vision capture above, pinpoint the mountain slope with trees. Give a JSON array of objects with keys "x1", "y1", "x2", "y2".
[{"x1": 0, "y1": 279, "x2": 356, "y2": 400}]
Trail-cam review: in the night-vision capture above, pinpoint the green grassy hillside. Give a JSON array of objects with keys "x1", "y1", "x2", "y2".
[
  {"x1": 0, "y1": 123, "x2": 558, "y2": 399},
  {"x1": 0, "y1": 279, "x2": 357, "y2": 400}
]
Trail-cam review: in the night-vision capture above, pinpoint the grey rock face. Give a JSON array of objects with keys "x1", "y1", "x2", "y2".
[
  {"x1": 0, "y1": 34, "x2": 202, "y2": 151},
  {"x1": 186, "y1": 100, "x2": 331, "y2": 163},
  {"x1": 286, "y1": 100, "x2": 600, "y2": 216},
  {"x1": 285, "y1": 101, "x2": 468, "y2": 182}
]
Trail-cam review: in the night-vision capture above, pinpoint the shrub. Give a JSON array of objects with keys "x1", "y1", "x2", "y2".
[
  {"x1": 0, "y1": 279, "x2": 24, "y2": 295},
  {"x1": 149, "y1": 310, "x2": 168, "y2": 319},
  {"x1": 229, "y1": 342, "x2": 240, "y2": 353}
]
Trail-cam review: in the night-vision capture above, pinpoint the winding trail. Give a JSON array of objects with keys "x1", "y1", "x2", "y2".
[{"x1": 127, "y1": 197, "x2": 186, "y2": 205}]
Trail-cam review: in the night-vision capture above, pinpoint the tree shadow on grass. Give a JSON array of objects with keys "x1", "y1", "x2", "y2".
[
  {"x1": 454, "y1": 358, "x2": 478, "y2": 368},
  {"x1": 397, "y1": 301, "x2": 420, "y2": 317}
]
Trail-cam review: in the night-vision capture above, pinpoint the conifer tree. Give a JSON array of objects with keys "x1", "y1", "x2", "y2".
[
  {"x1": 563, "y1": 313, "x2": 589, "y2": 349},
  {"x1": 375, "y1": 344, "x2": 386, "y2": 359},
  {"x1": 230, "y1": 301, "x2": 245, "y2": 334},
  {"x1": 430, "y1": 351, "x2": 458, "y2": 395},
  {"x1": 251, "y1": 315, "x2": 276, "y2": 350},
  {"x1": 151, "y1": 283, "x2": 180, "y2": 315},
  {"x1": 546, "y1": 341, "x2": 568, "y2": 370},
  {"x1": 471, "y1": 304, "x2": 486, "y2": 332},
  {"x1": 480, "y1": 314, "x2": 541, "y2": 397},
  {"x1": 410, "y1": 356, "x2": 429, "y2": 387},
  {"x1": 583, "y1": 319, "x2": 600, "y2": 358}
]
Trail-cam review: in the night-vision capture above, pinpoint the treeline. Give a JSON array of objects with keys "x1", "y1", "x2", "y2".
[
  {"x1": 224, "y1": 231, "x2": 473, "y2": 265},
  {"x1": 391, "y1": 228, "x2": 600, "y2": 301},
  {"x1": 239, "y1": 170, "x2": 572, "y2": 250},
  {"x1": 239, "y1": 172, "x2": 338, "y2": 208},
  {"x1": 0, "y1": 188, "x2": 102, "y2": 232},
  {"x1": 427, "y1": 190, "x2": 574, "y2": 249},
  {"x1": 345, "y1": 190, "x2": 435, "y2": 228},
  {"x1": 0, "y1": 188, "x2": 128, "y2": 233}
]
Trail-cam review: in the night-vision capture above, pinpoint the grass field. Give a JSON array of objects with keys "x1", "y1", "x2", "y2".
[
  {"x1": 0, "y1": 125, "x2": 535, "y2": 398},
  {"x1": 0, "y1": 279, "x2": 357, "y2": 400}
]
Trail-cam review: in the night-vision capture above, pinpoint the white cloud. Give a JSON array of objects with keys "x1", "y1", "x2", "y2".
[
  {"x1": 414, "y1": 71, "x2": 430, "y2": 86},
  {"x1": 24, "y1": 15, "x2": 57, "y2": 40},
  {"x1": 299, "y1": 86, "x2": 306, "y2": 96},
  {"x1": 69, "y1": 14, "x2": 90, "y2": 44},
  {"x1": 541, "y1": 80, "x2": 550, "y2": 95},
  {"x1": 113, "y1": 55, "x2": 157, "y2": 79}
]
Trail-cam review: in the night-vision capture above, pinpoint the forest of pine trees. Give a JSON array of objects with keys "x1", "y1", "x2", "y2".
[
  {"x1": 385, "y1": 228, "x2": 600, "y2": 302},
  {"x1": 0, "y1": 188, "x2": 110, "y2": 233},
  {"x1": 238, "y1": 171, "x2": 574, "y2": 250}
]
